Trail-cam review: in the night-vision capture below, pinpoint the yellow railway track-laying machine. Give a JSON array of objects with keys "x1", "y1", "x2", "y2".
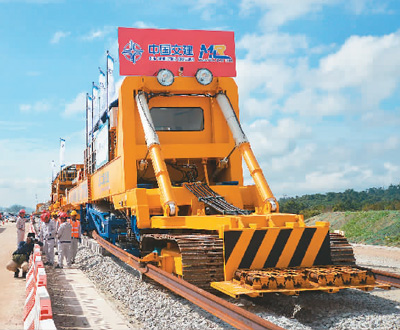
[{"x1": 49, "y1": 27, "x2": 388, "y2": 298}]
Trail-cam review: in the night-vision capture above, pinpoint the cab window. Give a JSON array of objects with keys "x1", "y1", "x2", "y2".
[{"x1": 150, "y1": 107, "x2": 204, "y2": 131}]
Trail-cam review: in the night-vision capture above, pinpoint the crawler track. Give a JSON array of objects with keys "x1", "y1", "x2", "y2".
[
  {"x1": 141, "y1": 233, "x2": 224, "y2": 290},
  {"x1": 329, "y1": 232, "x2": 356, "y2": 265},
  {"x1": 91, "y1": 231, "x2": 285, "y2": 330}
]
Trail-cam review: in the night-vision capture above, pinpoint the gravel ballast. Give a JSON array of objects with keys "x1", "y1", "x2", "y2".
[
  {"x1": 75, "y1": 241, "x2": 400, "y2": 330},
  {"x1": 76, "y1": 246, "x2": 233, "y2": 329}
]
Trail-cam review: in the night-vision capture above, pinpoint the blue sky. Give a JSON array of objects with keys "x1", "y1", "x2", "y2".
[{"x1": 0, "y1": 0, "x2": 399, "y2": 208}]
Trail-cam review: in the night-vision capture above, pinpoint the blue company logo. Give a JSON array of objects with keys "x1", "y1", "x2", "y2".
[
  {"x1": 198, "y1": 44, "x2": 232, "y2": 62},
  {"x1": 121, "y1": 40, "x2": 144, "y2": 64}
]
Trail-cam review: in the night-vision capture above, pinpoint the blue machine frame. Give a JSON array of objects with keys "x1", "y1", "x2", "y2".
[{"x1": 84, "y1": 204, "x2": 127, "y2": 244}]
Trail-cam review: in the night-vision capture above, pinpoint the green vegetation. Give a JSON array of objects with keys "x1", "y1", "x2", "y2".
[
  {"x1": 279, "y1": 184, "x2": 400, "y2": 247},
  {"x1": 0, "y1": 204, "x2": 33, "y2": 214},
  {"x1": 306, "y1": 211, "x2": 400, "y2": 247},
  {"x1": 279, "y1": 184, "x2": 400, "y2": 218}
]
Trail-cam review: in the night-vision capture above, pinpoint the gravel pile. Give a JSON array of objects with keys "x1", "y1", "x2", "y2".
[
  {"x1": 76, "y1": 245, "x2": 233, "y2": 330},
  {"x1": 239, "y1": 288, "x2": 400, "y2": 330},
  {"x1": 76, "y1": 242, "x2": 400, "y2": 330}
]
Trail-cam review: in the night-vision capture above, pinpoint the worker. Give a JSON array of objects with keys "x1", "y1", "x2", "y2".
[
  {"x1": 56, "y1": 212, "x2": 72, "y2": 268},
  {"x1": 16, "y1": 209, "x2": 26, "y2": 246},
  {"x1": 28, "y1": 215, "x2": 36, "y2": 237},
  {"x1": 6, "y1": 235, "x2": 35, "y2": 278},
  {"x1": 41, "y1": 212, "x2": 57, "y2": 266},
  {"x1": 69, "y1": 210, "x2": 81, "y2": 264},
  {"x1": 54, "y1": 212, "x2": 61, "y2": 256},
  {"x1": 38, "y1": 214, "x2": 45, "y2": 245}
]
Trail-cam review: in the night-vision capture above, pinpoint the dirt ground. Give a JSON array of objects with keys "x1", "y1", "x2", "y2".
[
  {"x1": 353, "y1": 244, "x2": 400, "y2": 274},
  {"x1": 0, "y1": 222, "x2": 26, "y2": 330}
]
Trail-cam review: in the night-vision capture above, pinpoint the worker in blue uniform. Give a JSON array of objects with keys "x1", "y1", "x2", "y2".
[{"x1": 6, "y1": 234, "x2": 36, "y2": 278}]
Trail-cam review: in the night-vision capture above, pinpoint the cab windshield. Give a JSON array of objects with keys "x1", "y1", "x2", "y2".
[{"x1": 150, "y1": 107, "x2": 204, "y2": 131}]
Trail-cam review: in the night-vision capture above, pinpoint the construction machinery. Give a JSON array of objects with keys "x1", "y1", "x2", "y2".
[{"x1": 51, "y1": 27, "x2": 388, "y2": 297}]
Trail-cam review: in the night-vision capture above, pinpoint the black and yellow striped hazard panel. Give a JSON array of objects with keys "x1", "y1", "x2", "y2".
[{"x1": 223, "y1": 227, "x2": 332, "y2": 280}]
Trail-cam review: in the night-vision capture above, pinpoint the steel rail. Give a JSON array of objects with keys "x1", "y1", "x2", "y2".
[
  {"x1": 91, "y1": 231, "x2": 285, "y2": 330},
  {"x1": 372, "y1": 269, "x2": 400, "y2": 288}
]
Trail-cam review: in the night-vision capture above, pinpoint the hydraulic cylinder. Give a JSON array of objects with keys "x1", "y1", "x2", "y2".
[
  {"x1": 216, "y1": 92, "x2": 278, "y2": 212},
  {"x1": 135, "y1": 92, "x2": 177, "y2": 216}
]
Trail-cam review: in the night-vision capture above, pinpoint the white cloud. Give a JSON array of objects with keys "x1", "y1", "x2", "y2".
[
  {"x1": 290, "y1": 160, "x2": 400, "y2": 196},
  {"x1": 383, "y1": 162, "x2": 400, "y2": 185},
  {"x1": 236, "y1": 59, "x2": 295, "y2": 100},
  {"x1": 133, "y1": 21, "x2": 156, "y2": 29},
  {"x1": 270, "y1": 144, "x2": 316, "y2": 172},
  {"x1": 237, "y1": 32, "x2": 308, "y2": 59},
  {"x1": 19, "y1": 100, "x2": 52, "y2": 113},
  {"x1": 282, "y1": 89, "x2": 350, "y2": 116},
  {"x1": 193, "y1": 0, "x2": 219, "y2": 10},
  {"x1": 0, "y1": 135, "x2": 85, "y2": 208},
  {"x1": 361, "y1": 110, "x2": 400, "y2": 127},
  {"x1": 19, "y1": 104, "x2": 31, "y2": 112},
  {"x1": 63, "y1": 92, "x2": 86, "y2": 117},
  {"x1": 0, "y1": 0, "x2": 62, "y2": 3},
  {"x1": 183, "y1": 0, "x2": 224, "y2": 20},
  {"x1": 239, "y1": 0, "x2": 389, "y2": 30},
  {"x1": 316, "y1": 32, "x2": 400, "y2": 93},
  {"x1": 0, "y1": 138, "x2": 54, "y2": 207},
  {"x1": 50, "y1": 31, "x2": 70, "y2": 44},
  {"x1": 303, "y1": 164, "x2": 373, "y2": 192},
  {"x1": 240, "y1": 0, "x2": 337, "y2": 30},
  {"x1": 81, "y1": 26, "x2": 115, "y2": 41},
  {"x1": 245, "y1": 118, "x2": 311, "y2": 156},
  {"x1": 236, "y1": 24, "x2": 400, "y2": 196},
  {"x1": 346, "y1": 0, "x2": 391, "y2": 15},
  {"x1": 237, "y1": 30, "x2": 400, "y2": 117},
  {"x1": 0, "y1": 121, "x2": 30, "y2": 131},
  {"x1": 241, "y1": 97, "x2": 278, "y2": 118},
  {"x1": 369, "y1": 136, "x2": 400, "y2": 154}
]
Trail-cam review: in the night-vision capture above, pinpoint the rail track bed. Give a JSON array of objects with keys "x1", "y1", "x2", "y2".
[{"x1": 72, "y1": 236, "x2": 400, "y2": 330}]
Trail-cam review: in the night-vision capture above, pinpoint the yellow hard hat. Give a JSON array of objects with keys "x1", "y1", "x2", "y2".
[{"x1": 70, "y1": 210, "x2": 78, "y2": 216}]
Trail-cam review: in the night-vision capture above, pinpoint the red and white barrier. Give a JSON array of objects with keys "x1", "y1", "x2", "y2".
[
  {"x1": 24, "y1": 244, "x2": 56, "y2": 330},
  {"x1": 28, "y1": 222, "x2": 36, "y2": 236}
]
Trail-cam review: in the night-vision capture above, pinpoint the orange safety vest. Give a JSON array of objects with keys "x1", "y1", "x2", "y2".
[{"x1": 69, "y1": 220, "x2": 80, "y2": 238}]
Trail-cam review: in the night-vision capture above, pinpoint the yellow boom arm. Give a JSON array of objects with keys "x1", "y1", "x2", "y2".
[{"x1": 216, "y1": 92, "x2": 278, "y2": 212}]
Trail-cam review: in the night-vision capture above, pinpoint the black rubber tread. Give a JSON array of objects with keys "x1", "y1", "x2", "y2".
[{"x1": 141, "y1": 233, "x2": 225, "y2": 290}]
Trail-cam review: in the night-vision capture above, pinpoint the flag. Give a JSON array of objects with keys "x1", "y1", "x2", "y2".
[
  {"x1": 99, "y1": 67, "x2": 106, "y2": 117},
  {"x1": 59, "y1": 138, "x2": 65, "y2": 171},
  {"x1": 87, "y1": 94, "x2": 93, "y2": 144},
  {"x1": 51, "y1": 160, "x2": 56, "y2": 181},
  {"x1": 107, "y1": 52, "x2": 116, "y2": 106},
  {"x1": 92, "y1": 83, "x2": 99, "y2": 126}
]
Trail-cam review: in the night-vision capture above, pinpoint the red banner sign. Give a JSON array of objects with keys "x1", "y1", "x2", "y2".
[{"x1": 118, "y1": 27, "x2": 236, "y2": 77}]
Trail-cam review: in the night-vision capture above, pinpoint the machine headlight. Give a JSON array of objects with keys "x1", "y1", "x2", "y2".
[
  {"x1": 195, "y1": 68, "x2": 213, "y2": 85},
  {"x1": 157, "y1": 69, "x2": 174, "y2": 86}
]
